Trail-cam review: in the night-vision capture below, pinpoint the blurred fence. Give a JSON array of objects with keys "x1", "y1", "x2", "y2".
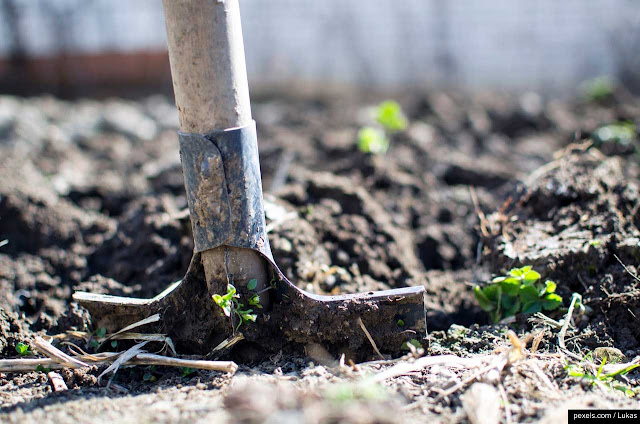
[{"x1": 1, "y1": 0, "x2": 639, "y2": 95}]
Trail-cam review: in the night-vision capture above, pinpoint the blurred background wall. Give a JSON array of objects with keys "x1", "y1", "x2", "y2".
[{"x1": 0, "y1": 0, "x2": 638, "y2": 97}]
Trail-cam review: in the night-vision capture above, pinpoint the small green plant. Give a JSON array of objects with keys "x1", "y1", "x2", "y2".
[
  {"x1": 36, "y1": 364, "x2": 51, "y2": 373},
  {"x1": 358, "y1": 127, "x2": 389, "y2": 154},
  {"x1": 566, "y1": 356, "x2": 639, "y2": 397},
  {"x1": 357, "y1": 100, "x2": 408, "y2": 154},
  {"x1": 473, "y1": 265, "x2": 563, "y2": 323},
  {"x1": 593, "y1": 121, "x2": 636, "y2": 147},
  {"x1": 212, "y1": 283, "x2": 258, "y2": 331},
  {"x1": 143, "y1": 365, "x2": 157, "y2": 382},
  {"x1": 90, "y1": 327, "x2": 107, "y2": 349},
  {"x1": 180, "y1": 367, "x2": 196, "y2": 378},
  {"x1": 15, "y1": 342, "x2": 31, "y2": 356},
  {"x1": 324, "y1": 382, "x2": 388, "y2": 403},
  {"x1": 401, "y1": 339, "x2": 422, "y2": 351},
  {"x1": 375, "y1": 100, "x2": 408, "y2": 131},
  {"x1": 581, "y1": 76, "x2": 615, "y2": 102}
]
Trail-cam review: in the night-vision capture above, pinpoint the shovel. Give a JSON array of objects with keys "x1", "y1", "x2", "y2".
[{"x1": 73, "y1": 0, "x2": 426, "y2": 360}]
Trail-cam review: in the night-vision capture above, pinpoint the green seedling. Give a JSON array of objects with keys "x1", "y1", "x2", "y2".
[
  {"x1": 474, "y1": 265, "x2": 563, "y2": 323},
  {"x1": 143, "y1": 365, "x2": 158, "y2": 382},
  {"x1": 15, "y1": 342, "x2": 31, "y2": 356},
  {"x1": 90, "y1": 327, "x2": 108, "y2": 349},
  {"x1": 358, "y1": 126, "x2": 389, "y2": 154},
  {"x1": 36, "y1": 364, "x2": 51, "y2": 373},
  {"x1": 566, "y1": 357, "x2": 639, "y2": 397},
  {"x1": 212, "y1": 284, "x2": 236, "y2": 317},
  {"x1": 246, "y1": 279, "x2": 258, "y2": 291},
  {"x1": 212, "y1": 283, "x2": 258, "y2": 331},
  {"x1": 357, "y1": 100, "x2": 408, "y2": 154},
  {"x1": 401, "y1": 339, "x2": 422, "y2": 351},
  {"x1": 324, "y1": 382, "x2": 388, "y2": 403},
  {"x1": 180, "y1": 367, "x2": 196, "y2": 378},
  {"x1": 581, "y1": 76, "x2": 615, "y2": 102},
  {"x1": 375, "y1": 100, "x2": 408, "y2": 132},
  {"x1": 593, "y1": 121, "x2": 636, "y2": 146}
]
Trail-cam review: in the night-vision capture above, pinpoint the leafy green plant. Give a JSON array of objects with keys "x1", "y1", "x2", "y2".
[
  {"x1": 566, "y1": 357, "x2": 639, "y2": 397},
  {"x1": 90, "y1": 327, "x2": 107, "y2": 349},
  {"x1": 358, "y1": 127, "x2": 389, "y2": 154},
  {"x1": 593, "y1": 121, "x2": 636, "y2": 147},
  {"x1": 473, "y1": 265, "x2": 563, "y2": 323},
  {"x1": 357, "y1": 100, "x2": 408, "y2": 154},
  {"x1": 180, "y1": 367, "x2": 196, "y2": 378},
  {"x1": 581, "y1": 76, "x2": 615, "y2": 102},
  {"x1": 375, "y1": 100, "x2": 408, "y2": 132},
  {"x1": 36, "y1": 364, "x2": 51, "y2": 373},
  {"x1": 15, "y1": 342, "x2": 31, "y2": 356},
  {"x1": 212, "y1": 283, "x2": 258, "y2": 331}
]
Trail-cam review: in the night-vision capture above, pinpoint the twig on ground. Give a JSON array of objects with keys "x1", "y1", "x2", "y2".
[
  {"x1": 100, "y1": 313, "x2": 160, "y2": 344},
  {"x1": 33, "y1": 336, "x2": 89, "y2": 369},
  {"x1": 357, "y1": 317, "x2": 384, "y2": 360},
  {"x1": 368, "y1": 355, "x2": 491, "y2": 384},
  {"x1": 530, "y1": 329, "x2": 546, "y2": 353},
  {"x1": 469, "y1": 187, "x2": 490, "y2": 238},
  {"x1": 613, "y1": 254, "x2": 640, "y2": 284},
  {"x1": 435, "y1": 356, "x2": 508, "y2": 402},
  {"x1": 0, "y1": 350, "x2": 239, "y2": 375},
  {"x1": 498, "y1": 383, "x2": 512, "y2": 424},
  {"x1": 99, "y1": 341, "x2": 150, "y2": 387},
  {"x1": 558, "y1": 293, "x2": 582, "y2": 360}
]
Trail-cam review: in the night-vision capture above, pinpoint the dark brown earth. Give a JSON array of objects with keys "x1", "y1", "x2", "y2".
[{"x1": 1, "y1": 89, "x2": 640, "y2": 422}]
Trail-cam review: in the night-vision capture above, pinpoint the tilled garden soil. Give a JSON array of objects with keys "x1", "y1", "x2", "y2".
[{"x1": 1, "y1": 89, "x2": 640, "y2": 423}]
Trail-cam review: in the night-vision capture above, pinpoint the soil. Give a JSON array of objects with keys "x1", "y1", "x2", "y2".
[{"x1": 1, "y1": 89, "x2": 640, "y2": 423}]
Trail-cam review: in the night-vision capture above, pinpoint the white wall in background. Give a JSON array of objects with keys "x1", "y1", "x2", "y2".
[{"x1": 1, "y1": 0, "x2": 638, "y2": 92}]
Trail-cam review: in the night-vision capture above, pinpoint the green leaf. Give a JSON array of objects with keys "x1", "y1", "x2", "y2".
[
  {"x1": 111, "y1": 340, "x2": 118, "y2": 348},
  {"x1": 519, "y1": 284, "x2": 540, "y2": 302},
  {"x1": 15, "y1": 342, "x2": 30, "y2": 355},
  {"x1": 522, "y1": 300, "x2": 542, "y2": 315},
  {"x1": 544, "y1": 280, "x2": 558, "y2": 293},
  {"x1": 499, "y1": 279, "x2": 521, "y2": 296},
  {"x1": 501, "y1": 295, "x2": 520, "y2": 318},
  {"x1": 358, "y1": 127, "x2": 389, "y2": 154},
  {"x1": 95, "y1": 327, "x2": 107, "y2": 338},
  {"x1": 541, "y1": 293, "x2": 563, "y2": 311},
  {"x1": 36, "y1": 364, "x2": 51, "y2": 373},
  {"x1": 375, "y1": 100, "x2": 408, "y2": 132},
  {"x1": 473, "y1": 286, "x2": 495, "y2": 312},
  {"x1": 522, "y1": 270, "x2": 541, "y2": 284},
  {"x1": 247, "y1": 279, "x2": 258, "y2": 291},
  {"x1": 402, "y1": 339, "x2": 422, "y2": 350},
  {"x1": 222, "y1": 284, "x2": 237, "y2": 302},
  {"x1": 212, "y1": 294, "x2": 223, "y2": 304},
  {"x1": 397, "y1": 319, "x2": 405, "y2": 327},
  {"x1": 482, "y1": 284, "x2": 500, "y2": 302},
  {"x1": 509, "y1": 266, "x2": 531, "y2": 278}
]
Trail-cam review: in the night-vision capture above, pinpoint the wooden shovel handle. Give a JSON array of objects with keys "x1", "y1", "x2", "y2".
[
  {"x1": 162, "y1": 0, "x2": 252, "y2": 131},
  {"x1": 162, "y1": 0, "x2": 269, "y2": 300}
]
